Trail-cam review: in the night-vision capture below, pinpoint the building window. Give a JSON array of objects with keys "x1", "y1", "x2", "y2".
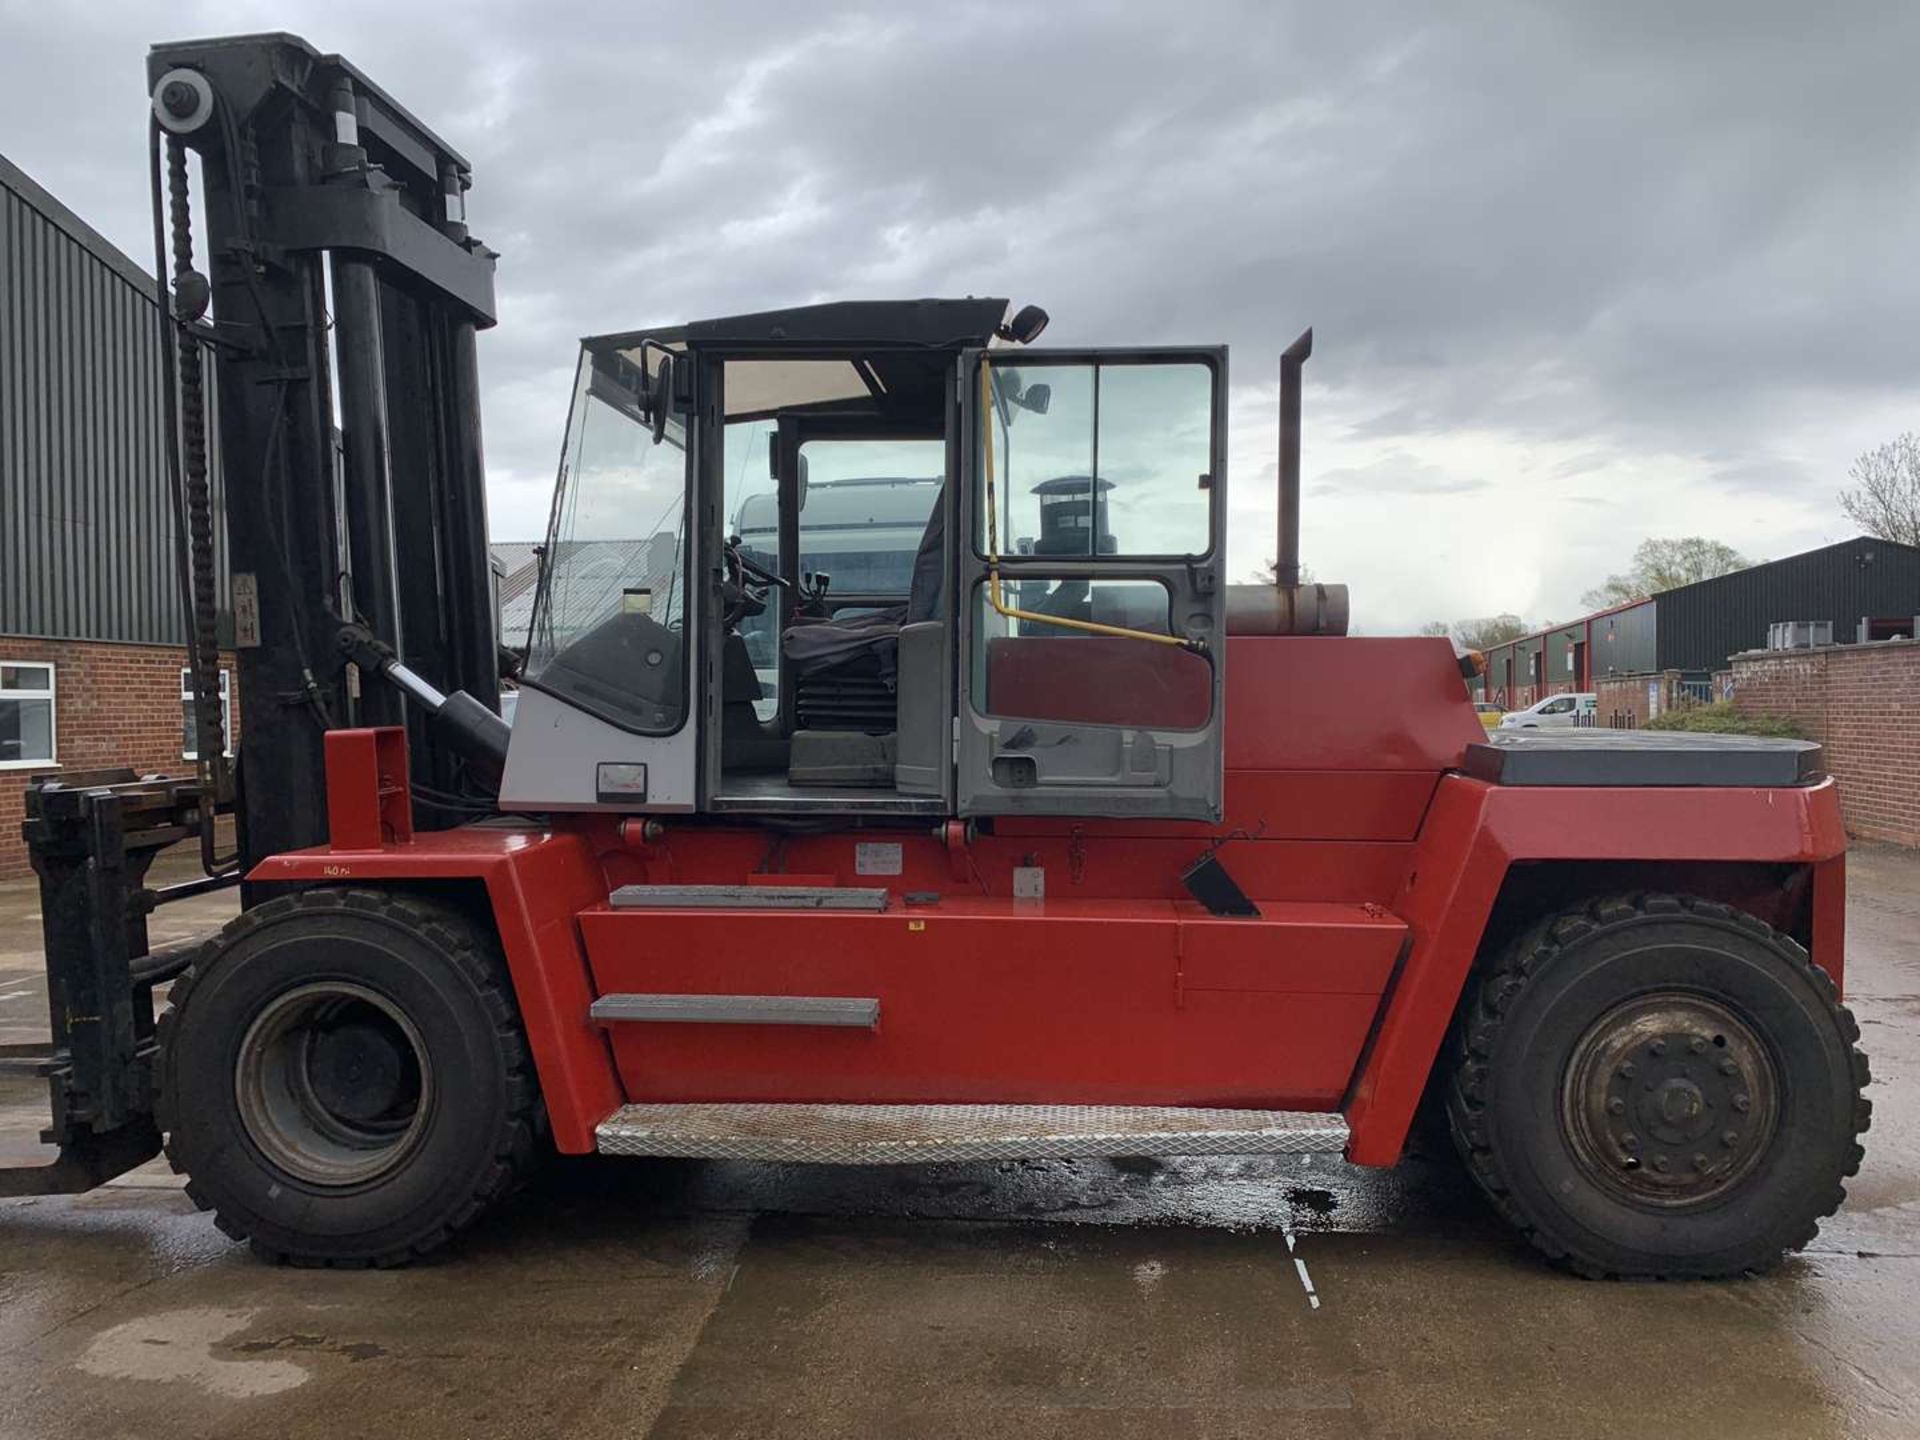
[
  {"x1": 181, "y1": 668, "x2": 234, "y2": 760},
  {"x1": 0, "y1": 663, "x2": 57, "y2": 768}
]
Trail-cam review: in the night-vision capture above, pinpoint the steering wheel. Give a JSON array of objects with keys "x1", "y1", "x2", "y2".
[{"x1": 725, "y1": 538, "x2": 792, "y2": 592}]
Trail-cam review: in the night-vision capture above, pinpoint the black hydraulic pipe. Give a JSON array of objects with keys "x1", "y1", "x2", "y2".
[
  {"x1": 143, "y1": 870, "x2": 241, "y2": 906},
  {"x1": 337, "y1": 625, "x2": 512, "y2": 784},
  {"x1": 328, "y1": 79, "x2": 405, "y2": 726},
  {"x1": 1277, "y1": 327, "x2": 1312, "y2": 589},
  {"x1": 442, "y1": 313, "x2": 504, "y2": 708}
]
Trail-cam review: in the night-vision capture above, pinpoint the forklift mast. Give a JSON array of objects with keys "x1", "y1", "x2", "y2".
[
  {"x1": 1, "y1": 34, "x2": 506, "y2": 1196},
  {"x1": 149, "y1": 31, "x2": 502, "y2": 874}
]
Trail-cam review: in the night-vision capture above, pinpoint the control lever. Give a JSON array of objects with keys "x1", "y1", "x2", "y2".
[{"x1": 797, "y1": 569, "x2": 833, "y2": 620}]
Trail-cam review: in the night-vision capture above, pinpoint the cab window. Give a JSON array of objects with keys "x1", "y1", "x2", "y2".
[{"x1": 977, "y1": 360, "x2": 1214, "y2": 560}]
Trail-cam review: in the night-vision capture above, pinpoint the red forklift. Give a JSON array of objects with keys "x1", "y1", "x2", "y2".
[{"x1": 4, "y1": 34, "x2": 1866, "y2": 1279}]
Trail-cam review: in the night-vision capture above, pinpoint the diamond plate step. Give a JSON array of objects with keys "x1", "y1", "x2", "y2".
[{"x1": 594, "y1": 1103, "x2": 1349, "y2": 1164}]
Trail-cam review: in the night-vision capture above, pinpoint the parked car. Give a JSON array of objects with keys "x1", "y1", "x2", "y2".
[
  {"x1": 1499, "y1": 692, "x2": 1597, "y2": 728},
  {"x1": 1473, "y1": 702, "x2": 1504, "y2": 731}
]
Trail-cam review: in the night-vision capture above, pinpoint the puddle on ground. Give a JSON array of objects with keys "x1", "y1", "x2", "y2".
[{"x1": 75, "y1": 1307, "x2": 309, "y2": 1398}]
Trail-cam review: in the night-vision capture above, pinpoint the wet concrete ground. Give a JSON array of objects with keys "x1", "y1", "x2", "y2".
[{"x1": 1, "y1": 845, "x2": 1916, "y2": 1438}]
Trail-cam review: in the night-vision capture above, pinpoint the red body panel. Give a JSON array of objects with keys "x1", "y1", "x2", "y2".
[
  {"x1": 986, "y1": 636, "x2": 1213, "y2": 729},
  {"x1": 256, "y1": 635, "x2": 1850, "y2": 1164},
  {"x1": 1341, "y1": 774, "x2": 1849, "y2": 1163},
  {"x1": 578, "y1": 900, "x2": 1400, "y2": 1108}
]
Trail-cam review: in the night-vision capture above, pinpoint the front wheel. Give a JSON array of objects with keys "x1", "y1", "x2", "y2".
[
  {"x1": 1447, "y1": 892, "x2": 1869, "y2": 1278},
  {"x1": 159, "y1": 888, "x2": 543, "y2": 1266}
]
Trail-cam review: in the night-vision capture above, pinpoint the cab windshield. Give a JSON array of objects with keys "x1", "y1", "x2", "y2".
[{"x1": 524, "y1": 348, "x2": 689, "y2": 734}]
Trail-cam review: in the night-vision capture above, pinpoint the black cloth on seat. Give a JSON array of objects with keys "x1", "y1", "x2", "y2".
[{"x1": 782, "y1": 488, "x2": 944, "y2": 680}]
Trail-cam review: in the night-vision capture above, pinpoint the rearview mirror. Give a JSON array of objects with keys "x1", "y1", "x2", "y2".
[{"x1": 647, "y1": 357, "x2": 673, "y2": 445}]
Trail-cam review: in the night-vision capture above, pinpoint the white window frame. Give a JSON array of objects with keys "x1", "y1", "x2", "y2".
[
  {"x1": 181, "y1": 667, "x2": 234, "y2": 760},
  {"x1": 0, "y1": 661, "x2": 59, "y2": 771}
]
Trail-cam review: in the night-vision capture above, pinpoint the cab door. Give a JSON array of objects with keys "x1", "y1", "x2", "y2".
[{"x1": 956, "y1": 347, "x2": 1228, "y2": 821}]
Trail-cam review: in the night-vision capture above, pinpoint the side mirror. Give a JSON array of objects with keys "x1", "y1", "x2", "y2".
[
  {"x1": 1017, "y1": 381, "x2": 1051, "y2": 416},
  {"x1": 647, "y1": 357, "x2": 673, "y2": 445},
  {"x1": 1000, "y1": 303, "x2": 1050, "y2": 345}
]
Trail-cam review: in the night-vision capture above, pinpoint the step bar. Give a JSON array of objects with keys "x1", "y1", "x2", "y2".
[
  {"x1": 594, "y1": 1103, "x2": 1349, "y2": 1164},
  {"x1": 608, "y1": 884, "x2": 890, "y2": 911}
]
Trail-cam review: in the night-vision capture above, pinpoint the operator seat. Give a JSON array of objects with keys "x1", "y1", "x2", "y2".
[
  {"x1": 781, "y1": 492, "x2": 945, "y2": 791},
  {"x1": 780, "y1": 490, "x2": 944, "y2": 685}
]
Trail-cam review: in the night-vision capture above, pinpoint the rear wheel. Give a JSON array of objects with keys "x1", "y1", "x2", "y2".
[
  {"x1": 159, "y1": 888, "x2": 542, "y2": 1266},
  {"x1": 1447, "y1": 892, "x2": 1869, "y2": 1278}
]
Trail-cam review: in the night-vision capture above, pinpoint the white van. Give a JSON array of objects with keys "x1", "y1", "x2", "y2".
[{"x1": 1498, "y1": 692, "x2": 1597, "y2": 728}]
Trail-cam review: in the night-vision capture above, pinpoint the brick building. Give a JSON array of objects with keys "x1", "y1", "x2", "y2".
[
  {"x1": 1, "y1": 152, "x2": 232, "y2": 879},
  {"x1": 1731, "y1": 640, "x2": 1920, "y2": 847}
]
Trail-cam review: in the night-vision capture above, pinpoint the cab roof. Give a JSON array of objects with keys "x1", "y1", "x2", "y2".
[{"x1": 584, "y1": 298, "x2": 1010, "y2": 355}]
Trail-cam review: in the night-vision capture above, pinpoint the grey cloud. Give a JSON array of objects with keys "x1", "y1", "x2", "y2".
[
  {"x1": 1, "y1": 1, "x2": 1910, "y2": 558},
  {"x1": 1312, "y1": 454, "x2": 1490, "y2": 497}
]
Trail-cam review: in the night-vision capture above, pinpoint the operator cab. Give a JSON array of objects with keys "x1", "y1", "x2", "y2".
[{"x1": 504, "y1": 299, "x2": 1229, "y2": 822}]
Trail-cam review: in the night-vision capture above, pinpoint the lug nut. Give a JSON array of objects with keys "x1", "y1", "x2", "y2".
[
  {"x1": 1719, "y1": 1058, "x2": 1739, "y2": 1076},
  {"x1": 1693, "y1": 1153, "x2": 1711, "y2": 1172},
  {"x1": 1652, "y1": 1155, "x2": 1671, "y2": 1173},
  {"x1": 1649, "y1": 1039, "x2": 1668, "y2": 1057},
  {"x1": 1732, "y1": 1094, "x2": 1751, "y2": 1114},
  {"x1": 1721, "y1": 1130, "x2": 1740, "y2": 1148},
  {"x1": 1620, "y1": 1133, "x2": 1640, "y2": 1153},
  {"x1": 1689, "y1": 1036, "x2": 1708, "y2": 1055},
  {"x1": 1618, "y1": 1061, "x2": 1637, "y2": 1080},
  {"x1": 1607, "y1": 1097, "x2": 1626, "y2": 1114}
]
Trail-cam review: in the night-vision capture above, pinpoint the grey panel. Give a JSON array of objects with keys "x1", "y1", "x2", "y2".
[
  {"x1": 609, "y1": 883, "x2": 890, "y2": 910},
  {"x1": 595, "y1": 1102, "x2": 1351, "y2": 1163},
  {"x1": 1, "y1": 152, "x2": 227, "y2": 645},
  {"x1": 1465, "y1": 730, "x2": 1823, "y2": 787},
  {"x1": 590, "y1": 994, "x2": 880, "y2": 1027},
  {"x1": 893, "y1": 620, "x2": 946, "y2": 794},
  {"x1": 499, "y1": 685, "x2": 700, "y2": 811}
]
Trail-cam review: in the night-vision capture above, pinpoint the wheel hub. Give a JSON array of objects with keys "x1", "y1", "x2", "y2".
[
  {"x1": 235, "y1": 982, "x2": 432, "y2": 1188},
  {"x1": 1562, "y1": 993, "x2": 1779, "y2": 1208}
]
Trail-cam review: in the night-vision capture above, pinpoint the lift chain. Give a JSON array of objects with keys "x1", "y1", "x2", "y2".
[{"x1": 165, "y1": 136, "x2": 232, "y2": 803}]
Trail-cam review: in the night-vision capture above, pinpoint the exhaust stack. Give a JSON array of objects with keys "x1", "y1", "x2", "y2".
[
  {"x1": 1224, "y1": 325, "x2": 1349, "y2": 636},
  {"x1": 1276, "y1": 327, "x2": 1311, "y2": 589}
]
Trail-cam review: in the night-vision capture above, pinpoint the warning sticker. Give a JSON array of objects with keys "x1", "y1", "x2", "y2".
[{"x1": 855, "y1": 841, "x2": 903, "y2": 876}]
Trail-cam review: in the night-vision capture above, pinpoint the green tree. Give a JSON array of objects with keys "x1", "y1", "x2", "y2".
[
  {"x1": 1579, "y1": 537, "x2": 1754, "y2": 610},
  {"x1": 1839, "y1": 433, "x2": 1920, "y2": 546},
  {"x1": 1255, "y1": 559, "x2": 1317, "y2": 585},
  {"x1": 1422, "y1": 614, "x2": 1536, "y2": 649}
]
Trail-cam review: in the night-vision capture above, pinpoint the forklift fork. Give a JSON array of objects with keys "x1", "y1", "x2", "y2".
[{"x1": 0, "y1": 771, "x2": 230, "y2": 1198}]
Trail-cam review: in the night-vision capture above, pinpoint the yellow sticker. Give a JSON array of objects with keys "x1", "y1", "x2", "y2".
[{"x1": 908, "y1": 919, "x2": 926, "y2": 932}]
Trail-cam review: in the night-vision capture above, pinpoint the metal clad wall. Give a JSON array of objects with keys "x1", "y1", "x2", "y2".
[
  {"x1": 1543, "y1": 622, "x2": 1583, "y2": 690},
  {"x1": 1655, "y1": 538, "x2": 1920, "y2": 671},
  {"x1": 1591, "y1": 599, "x2": 1657, "y2": 677},
  {"x1": 1, "y1": 151, "x2": 222, "y2": 646}
]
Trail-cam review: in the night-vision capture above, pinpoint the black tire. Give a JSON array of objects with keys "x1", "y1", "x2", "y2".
[
  {"x1": 1447, "y1": 892, "x2": 1869, "y2": 1278},
  {"x1": 158, "y1": 888, "x2": 542, "y2": 1266}
]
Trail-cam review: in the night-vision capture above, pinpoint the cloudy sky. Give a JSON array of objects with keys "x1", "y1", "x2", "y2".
[{"x1": 5, "y1": 2, "x2": 1915, "y2": 633}]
